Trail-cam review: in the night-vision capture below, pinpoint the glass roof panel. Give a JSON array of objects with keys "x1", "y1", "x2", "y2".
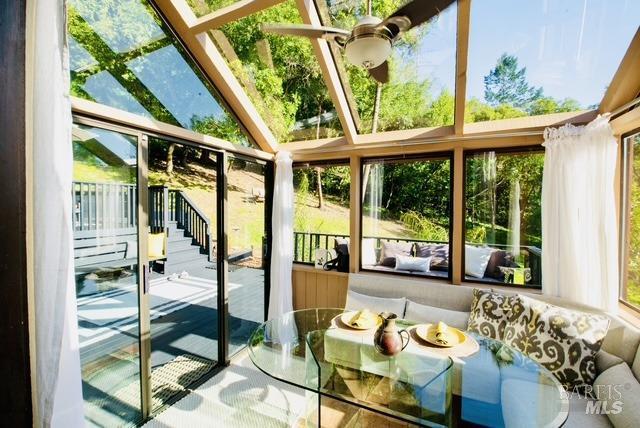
[
  {"x1": 68, "y1": 0, "x2": 253, "y2": 147},
  {"x1": 319, "y1": 0, "x2": 457, "y2": 133},
  {"x1": 213, "y1": 0, "x2": 344, "y2": 143},
  {"x1": 186, "y1": 0, "x2": 240, "y2": 18},
  {"x1": 465, "y1": 0, "x2": 640, "y2": 124}
]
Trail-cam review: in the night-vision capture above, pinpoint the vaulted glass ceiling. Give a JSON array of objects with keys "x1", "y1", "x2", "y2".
[
  {"x1": 68, "y1": 0, "x2": 639, "y2": 148},
  {"x1": 68, "y1": 0, "x2": 253, "y2": 147},
  {"x1": 211, "y1": 0, "x2": 344, "y2": 142},
  {"x1": 318, "y1": 0, "x2": 457, "y2": 132},
  {"x1": 465, "y1": 0, "x2": 640, "y2": 123}
]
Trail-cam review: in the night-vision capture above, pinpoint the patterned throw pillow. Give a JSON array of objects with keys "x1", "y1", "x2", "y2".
[
  {"x1": 467, "y1": 288, "x2": 515, "y2": 340},
  {"x1": 503, "y1": 295, "x2": 610, "y2": 390}
]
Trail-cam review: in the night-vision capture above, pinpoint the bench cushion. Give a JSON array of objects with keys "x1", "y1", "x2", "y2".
[
  {"x1": 404, "y1": 300, "x2": 469, "y2": 330},
  {"x1": 345, "y1": 290, "x2": 406, "y2": 317},
  {"x1": 595, "y1": 362, "x2": 640, "y2": 428}
]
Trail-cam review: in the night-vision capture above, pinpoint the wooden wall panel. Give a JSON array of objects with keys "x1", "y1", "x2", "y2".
[{"x1": 292, "y1": 266, "x2": 349, "y2": 310}]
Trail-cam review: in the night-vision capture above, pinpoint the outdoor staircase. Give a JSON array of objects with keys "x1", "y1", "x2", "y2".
[{"x1": 162, "y1": 220, "x2": 213, "y2": 276}]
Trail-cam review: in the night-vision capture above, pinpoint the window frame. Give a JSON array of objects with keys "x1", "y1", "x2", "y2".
[
  {"x1": 292, "y1": 158, "x2": 351, "y2": 266},
  {"x1": 620, "y1": 129, "x2": 640, "y2": 313},
  {"x1": 461, "y1": 145, "x2": 545, "y2": 289},
  {"x1": 358, "y1": 152, "x2": 455, "y2": 282}
]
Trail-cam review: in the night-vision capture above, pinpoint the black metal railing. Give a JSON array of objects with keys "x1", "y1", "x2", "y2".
[
  {"x1": 149, "y1": 186, "x2": 169, "y2": 234},
  {"x1": 292, "y1": 231, "x2": 542, "y2": 283},
  {"x1": 170, "y1": 189, "x2": 212, "y2": 261},
  {"x1": 72, "y1": 181, "x2": 136, "y2": 232},
  {"x1": 293, "y1": 232, "x2": 349, "y2": 264}
]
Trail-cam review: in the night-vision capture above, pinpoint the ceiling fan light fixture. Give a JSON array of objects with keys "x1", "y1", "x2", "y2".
[{"x1": 344, "y1": 34, "x2": 391, "y2": 69}]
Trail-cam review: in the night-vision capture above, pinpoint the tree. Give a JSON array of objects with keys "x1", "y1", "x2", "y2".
[{"x1": 484, "y1": 54, "x2": 542, "y2": 109}]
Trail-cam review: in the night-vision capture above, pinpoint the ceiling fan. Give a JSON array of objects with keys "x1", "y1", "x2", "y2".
[{"x1": 261, "y1": 0, "x2": 455, "y2": 84}]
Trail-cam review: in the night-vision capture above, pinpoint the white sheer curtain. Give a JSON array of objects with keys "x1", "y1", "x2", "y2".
[
  {"x1": 28, "y1": 0, "x2": 85, "y2": 426},
  {"x1": 268, "y1": 151, "x2": 294, "y2": 319},
  {"x1": 541, "y1": 116, "x2": 619, "y2": 312}
]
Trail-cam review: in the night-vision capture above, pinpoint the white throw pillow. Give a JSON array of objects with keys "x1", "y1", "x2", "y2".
[
  {"x1": 395, "y1": 255, "x2": 431, "y2": 272},
  {"x1": 465, "y1": 245, "x2": 495, "y2": 278},
  {"x1": 345, "y1": 290, "x2": 406, "y2": 317},
  {"x1": 361, "y1": 238, "x2": 377, "y2": 266},
  {"x1": 404, "y1": 300, "x2": 470, "y2": 330}
]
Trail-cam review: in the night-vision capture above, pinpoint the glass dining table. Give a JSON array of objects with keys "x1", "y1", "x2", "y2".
[{"x1": 247, "y1": 308, "x2": 568, "y2": 427}]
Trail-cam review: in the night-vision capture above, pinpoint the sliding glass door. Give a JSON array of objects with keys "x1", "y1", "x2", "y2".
[
  {"x1": 72, "y1": 121, "x2": 271, "y2": 425},
  {"x1": 225, "y1": 156, "x2": 270, "y2": 357},
  {"x1": 72, "y1": 123, "x2": 143, "y2": 426}
]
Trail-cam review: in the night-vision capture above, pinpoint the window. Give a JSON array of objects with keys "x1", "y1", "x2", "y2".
[
  {"x1": 464, "y1": 149, "x2": 544, "y2": 287},
  {"x1": 68, "y1": 0, "x2": 251, "y2": 147},
  {"x1": 465, "y1": 0, "x2": 639, "y2": 123},
  {"x1": 293, "y1": 161, "x2": 350, "y2": 264},
  {"x1": 360, "y1": 155, "x2": 452, "y2": 278},
  {"x1": 621, "y1": 132, "x2": 640, "y2": 310}
]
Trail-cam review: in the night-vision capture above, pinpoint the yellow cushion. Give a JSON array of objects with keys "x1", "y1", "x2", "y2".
[{"x1": 149, "y1": 233, "x2": 165, "y2": 260}]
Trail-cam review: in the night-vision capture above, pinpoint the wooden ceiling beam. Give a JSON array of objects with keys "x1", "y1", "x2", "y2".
[
  {"x1": 288, "y1": 110, "x2": 598, "y2": 159},
  {"x1": 153, "y1": 0, "x2": 278, "y2": 153},
  {"x1": 600, "y1": 27, "x2": 640, "y2": 114},
  {"x1": 454, "y1": 0, "x2": 471, "y2": 135},
  {"x1": 190, "y1": 0, "x2": 284, "y2": 33},
  {"x1": 295, "y1": 0, "x2": 359, "y2": 145}
]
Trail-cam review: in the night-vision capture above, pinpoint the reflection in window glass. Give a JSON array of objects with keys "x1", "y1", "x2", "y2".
[
  {"x1": 465, "y1": 0, "x2": 640, "y2": 123},
  {"x1": 465, "y1": 150, "x2": 543, "y2": 287},
  {"x1": 72, "y1": 124, "x2": 142, "y2": 426},
  {"x1": 214, "y1": 0, "x2": 344, "y2": 142},
  {"x1": 622, "y1": 134, "x2": 640, "y2": 310},
  {"x1": 147, "y1": 138, "x2": 218, "y2": 413},
  {"x1": 293, "y1": 162, "x2": 350, "y2": 264},
  {"x1": 361, "y1": 157, "x2": 451, "y2": 278},
  {"x1": 68, "y1": 0, "x2": 251, "y2": 147},
  {"x1": 319, "y1": 0, "x2": 457, "y2": 132},
  {"x1": 227, "y1": 157, "x2": 267, "y2": 357}
]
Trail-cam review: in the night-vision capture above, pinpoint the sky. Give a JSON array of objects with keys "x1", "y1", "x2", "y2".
[{"x1": 416, "y1": 0, "x2": 640, "y2": 108}]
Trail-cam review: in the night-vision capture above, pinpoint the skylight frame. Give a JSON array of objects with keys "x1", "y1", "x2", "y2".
[{"x1": 104, "y1": 1, "x2": 639, "y2": 150}]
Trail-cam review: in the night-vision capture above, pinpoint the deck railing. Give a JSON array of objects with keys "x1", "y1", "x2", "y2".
[
  {"x1": 169, "y1": 189, "x2": 212, "y2": 261},
  {"x1": 292, "y1": 231, "x2": 541, "y2": 284},
  {"x1": 72, "y1": 181, "x2": 136, "y2": 232},
  {"x1": 74, "y1": 182, "x2": 212, "y2": 261}
]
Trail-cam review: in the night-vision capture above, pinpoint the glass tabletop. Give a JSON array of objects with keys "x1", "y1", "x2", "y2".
[{"x1": 248, "y1": 308, "x2": 568, "y2": 427}]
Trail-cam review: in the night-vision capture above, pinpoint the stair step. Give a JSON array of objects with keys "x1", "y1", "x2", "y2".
[
  {"x1": 166, "y1": 247, "x2": 207, "y2": 264},
  {"x1": 166, "y1": 238, "x2": 194, "y2": 252},
  {"x1": 167, "y1": 233, "x2": 190, "y2": 243}
]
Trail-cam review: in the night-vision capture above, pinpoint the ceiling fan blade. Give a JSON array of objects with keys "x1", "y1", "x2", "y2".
[
  {"x1": 380, "y1": 0, "x2": 456, "y2": 38},
  {"x1": 261, "y1": 24, "x2": 350, "y2": 42},
  {"x1": 368, "y1": 61, "x2": 389, "y2": 84}
]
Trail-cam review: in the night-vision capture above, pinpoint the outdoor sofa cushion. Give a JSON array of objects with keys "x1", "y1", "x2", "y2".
[
  {"x1": 414, "y1": 243, "x2": 449, "y2": 271},
  {"x1": 503, "y1": 294, "x2": 610, "y2": 389},
  {"x1": 395, "y1": 255, "x2": 431, "y2": 272},
  {"x1": 345, "y1": 289, "x2": 406, "y2": 318},
  {"x1": 379, "y1": 241, "x2": 413, "y2": 267},
  {"x1": 465, "y1": 245, "x2": 495, "y2": 278},
  {"x1": 404, "y1": 299, "x2": 469, "y2": 330}
]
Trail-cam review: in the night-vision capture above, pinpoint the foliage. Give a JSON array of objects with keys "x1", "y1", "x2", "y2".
[
  {"x1": 627, "y1": 137, "x2": 640, "y2": 307},
  {"x1": 484, "y1": 54, "x2": 543, "y2": 109},
  {"x1": 400, "y1": 211, "x2": 448, "y2": 241}
]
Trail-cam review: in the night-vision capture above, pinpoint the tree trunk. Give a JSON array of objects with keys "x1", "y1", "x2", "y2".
[
  {"x1": 362, "y1": 83, "x2": 383, "y2": 201},
  {"x1": 316, "y1": 167, "x2": 324, "y2": 209},
  {"x1": 166, "y1": 143, "x2": 175, "y2": 175}
]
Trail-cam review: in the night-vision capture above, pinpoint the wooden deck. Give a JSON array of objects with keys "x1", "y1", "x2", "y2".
[{"x1": 77, "y1": 265, "x2": 265, "y2": 427}]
